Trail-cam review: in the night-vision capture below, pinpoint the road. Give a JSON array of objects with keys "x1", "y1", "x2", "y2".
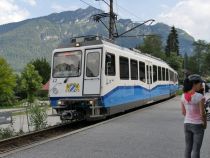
[{"x1": 3, "y1": 94, "x2": 210, "y2": 158}]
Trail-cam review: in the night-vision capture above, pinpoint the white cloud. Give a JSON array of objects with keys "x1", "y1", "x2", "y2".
[
  {"x1": 23, "y1": 0, "x2": 37, "y2": 6},
  {"x1": 0, "y1": 0, "x2": 29, "y2": 25},
  {"x1": 51, "y1": 4, "x2": 79, "y2": 12},
  {"x1": 158, "y1": 0, "x2": 210, "y2": 41}
]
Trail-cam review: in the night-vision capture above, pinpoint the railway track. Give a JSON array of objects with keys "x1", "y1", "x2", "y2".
[
  {"x1": 0, "y1": 120, "x2": 95, "y2": 155},
  {"x1": 0, "y1": 97, "x2": 174, "y2": 156}
]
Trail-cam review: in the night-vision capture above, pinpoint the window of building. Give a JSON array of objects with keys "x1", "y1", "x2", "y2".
[
  {"x1": 139, "y1": 61, "x2": 146, "y2": 82},
  {"x1": 120, "y1": 56, "x2": 129, "y2": 79},
  {"x1": 130, "y1": 59, "x2": 138, "y2": 80},
  {"x1": 105, "y1": 53, "x2": 115, "y2": 76},
  {"x1": 153, "y1": 65, "x2": 157, "y2": 82}
]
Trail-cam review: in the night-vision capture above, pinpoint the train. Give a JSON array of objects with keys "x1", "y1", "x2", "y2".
[{"x1": 49, "y1": 35, "x2": 178, "y2": 121}]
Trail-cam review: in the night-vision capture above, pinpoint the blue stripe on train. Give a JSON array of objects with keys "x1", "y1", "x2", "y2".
[
  {"x1": 101, "y1": 84, "x2": 178, "y2": 107},
  {"x1": 50, "y1": 84, "x2": 178, "y2": 108}
]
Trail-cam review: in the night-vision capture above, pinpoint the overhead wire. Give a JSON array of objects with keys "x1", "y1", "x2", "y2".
[
  {"x1": 115, "y1": 2, "x2": 141, "y2": 21},
  {"x1": 97, "y1": 0, "x2": 103, "y2": 11},
  {"x1": 79, "y1": 0, "x2": 99, "y2": 10},
  {"x1": 80, "y1": 0, "x2": 155, "y2": 39}
]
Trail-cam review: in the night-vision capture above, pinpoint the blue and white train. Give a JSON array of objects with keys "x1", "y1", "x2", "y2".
[{"x1": 49, "y1": 36, "x2": 178, "y2": 121}]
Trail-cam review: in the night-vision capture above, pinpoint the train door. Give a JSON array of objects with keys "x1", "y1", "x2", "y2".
[
  {"x1": 83, "y1": 48, "x2": 102, "y2": 95},
  {"x1": 145, "y1": 61, "x2": 153, "y2": 100}
]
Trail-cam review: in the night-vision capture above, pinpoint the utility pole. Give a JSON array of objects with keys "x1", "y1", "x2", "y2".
[
  {"x1": 109, "y1": 0, "x2": 114, "y2": 39},
  {"x1": 93, "y1": 0, "x2": 154, "y2": 40}
]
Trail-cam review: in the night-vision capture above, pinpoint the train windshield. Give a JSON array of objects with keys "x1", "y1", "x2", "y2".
[{"x1": 53, "y1": 51, "x2": 81, "y2": 78}]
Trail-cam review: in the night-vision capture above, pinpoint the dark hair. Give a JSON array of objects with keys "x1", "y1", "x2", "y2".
[
  {"x1": 183, "y1": 78, "x2": 193, "y2": 93},
  {"x1": 183, "y1": 78, "x2": 201, "y2": 93}
]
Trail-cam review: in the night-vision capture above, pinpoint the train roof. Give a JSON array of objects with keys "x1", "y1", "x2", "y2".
[{"x1": 56, "y1": 35, "x2": 177, "y2": 73}]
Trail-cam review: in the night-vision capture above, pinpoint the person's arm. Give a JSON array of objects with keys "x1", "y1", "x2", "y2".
[
  {"x1": 181, "y1": 102, "x2": 186, "y2": 116},
  {"x1": 199, "y1": 98, "x2": 207, "y2": 129}
]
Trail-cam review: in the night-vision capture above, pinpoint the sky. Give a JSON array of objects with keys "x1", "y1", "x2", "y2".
[{"x1": 0, "y1": 0, "x2": 210, "y2": 41}]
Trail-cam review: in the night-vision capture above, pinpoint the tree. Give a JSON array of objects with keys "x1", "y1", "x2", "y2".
[
  {"x1": 189, "y1": 40, "x2": 208, "y2": 76},
  {"x1": 20, "y1": 64, "x2": 42, "y2": 103},
  {"x1": 165, "y1": 26, "x2": 179, "y2": 56},
  {"x1": 186, "y1": 40, "x2": 210, "y2": 79},
  {"x1": 30, "y1": 58, "x2": 51, "y2": 84},
  {"x1": 184, "y1": 53, "x2": 188, "y2": 69},
  {"x1": 0, "y1": 57, "x2": 16, "y2": 105},
  {"x1": 14, "y1": 74, "x2": 27, "y2": 99},
  {"x1": 166, "y1": 52, "x2": 184, "y2": 79},
  {"x1": 137, "y1": 35, "x2": 166, "y2": 59},
  {"x1": 205, "y1": 49, "x2": 210, "y2": 75}
]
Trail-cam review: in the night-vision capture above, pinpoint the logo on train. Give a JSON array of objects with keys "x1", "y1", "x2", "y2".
[{"x1": 65, "y1": 83, "x2": 80, "y2": 92}]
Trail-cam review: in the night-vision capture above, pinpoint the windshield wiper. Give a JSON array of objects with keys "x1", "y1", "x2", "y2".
[{"x1": 64, "y1": 77, "x2": 69, "y2": 83}]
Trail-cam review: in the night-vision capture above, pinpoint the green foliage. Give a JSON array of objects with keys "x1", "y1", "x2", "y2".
[
  {"x1": 165, "y1": 26, "x2": 179, "y2": 56},
  {"x1": 14, "y1": 74, "x2": 27, "y2": 100},
  {"x1": 137, "y1": 36, "x2": 166, "y2": 59},
  {"x1": 137, "y1": 28, "x2": 184, "y2": 82},
  {"x1": 165, "y1": 52, "x2": 184, "y2": 81},
  {"x1": 0, "y1": 127, "x2": 15, "y2": 140},
  {"x1": 30, "y1": 58, "x2": 51, "y2": 84},
  {"x1": 184, "y1": 53, "x2": 188, "y2": 70},
  {"x1": 205, "y1": 51, "x2": 210, "y2": 75},
  {"x1": 187, "y1": 40, "x2": 210, "y2": 78},
  {"x1": 166, "y1": 52, "x2": 183, "y2": 71},
  {"x1": 29, "y1": 104, "x2": 48, "y2": 131},
  {"x1": 0, "y1": 57, "x2": 16, "y2": 106},
  {"x1": 20, "y1": 64, "x2": 42, "y2": 103}
]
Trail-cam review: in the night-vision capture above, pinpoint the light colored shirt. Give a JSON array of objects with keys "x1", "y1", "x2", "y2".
[{"x1": 181, "y1": 92, "x2": 204, "y2": 124}]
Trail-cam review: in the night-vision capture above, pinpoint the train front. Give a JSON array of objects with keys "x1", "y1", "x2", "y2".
[{"x1": 49, "y1": 37, "x2": 105, "y2": 121}]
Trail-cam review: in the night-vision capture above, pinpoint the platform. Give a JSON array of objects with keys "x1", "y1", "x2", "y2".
[{"x1": 3, "y1": 95, "x2": 210, "y2": 158}]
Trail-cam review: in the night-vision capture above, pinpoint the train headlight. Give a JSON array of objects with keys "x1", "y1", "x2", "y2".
[
  {"x1": 58, "y1": 100, "x2": 62, "y2": 105},
  {"x1": 52, "y1": 88, "x2": 58, "y2": 94},
  {"x1": 75, "y1": 43, "x2": 80, "y2": 47}
]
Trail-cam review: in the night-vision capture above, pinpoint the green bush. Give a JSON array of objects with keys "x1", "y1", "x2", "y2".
[
  {"x1": 29, "y1": 104, "x2": 48, "y2": 131},
  {"x1": 0, "y1": 127, "x2": 15, "y2": 140}
]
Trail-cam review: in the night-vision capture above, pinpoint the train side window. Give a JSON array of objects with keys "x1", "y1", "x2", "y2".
[
  {"x1": 105, "y1": 53, "x2": 116, "y2": 76},
  {"x1": 170, "y1": 70, "x2": 173, "y2": 81},
  {"x1": 175, "y1": 74, "x2": 178, "y2": 82},
  {"x1": 153, "y1": 65, "x2": 157, "y2": 82},
  {"x1": 146, "y1": 65, "x2": 150, "y2": 84},
  {"x1": 139, "y1": 61, "x2": 146, "y2": 82},
  {"x1": 119, "y1": 56, "x2": 129, "y2": 80},
  {"x1": 166, "y1": 69, "x2": 169, "y2": 81},
  {"x1": 130, "y1": 59, "x2": 138, "y2": 80},
  {"x1": 158, "y1": 66, "x2": 162, "y2": 81},
  {"x1": 162, "y1": 68, "x2": 166, "y2": 81},
  {"x1": 150, "y1": 66, "x2": 153, "y2": 84},
  {"x1": 173, "y1": 72, "x2": 176, "y2": 82}
]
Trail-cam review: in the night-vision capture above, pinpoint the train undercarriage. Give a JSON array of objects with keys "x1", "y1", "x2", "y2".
[{"x1": 54, "y1": 98, "x2": 107, "y2": 121}]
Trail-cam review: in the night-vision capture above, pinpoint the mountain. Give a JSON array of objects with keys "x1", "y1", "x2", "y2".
[{"x1": 0, "y1": 6, "x2": 195, "y2": 72}]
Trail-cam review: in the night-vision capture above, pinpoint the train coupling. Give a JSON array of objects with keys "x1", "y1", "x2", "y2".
[{"x1": 60, "y1": 110, "x2": 83, "y2": 121}]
